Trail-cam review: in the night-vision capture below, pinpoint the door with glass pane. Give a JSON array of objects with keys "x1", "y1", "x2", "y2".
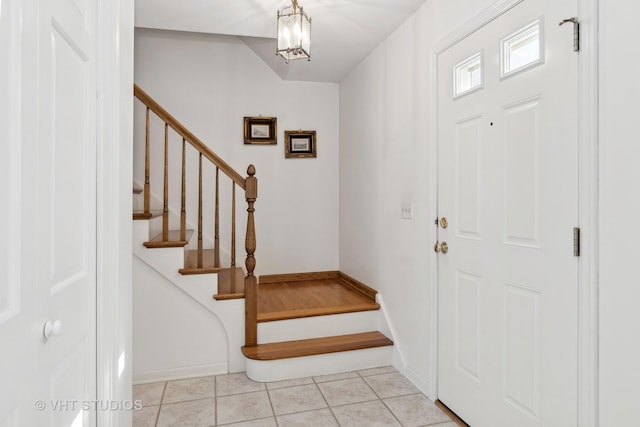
[{"x1": 436, "y1": 0, "x2": 579, "y2": 425}]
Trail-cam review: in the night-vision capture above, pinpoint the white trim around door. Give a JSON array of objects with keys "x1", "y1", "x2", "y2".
[{"x1": 95, "y1": 0, "x2": 134, "y2": 426}]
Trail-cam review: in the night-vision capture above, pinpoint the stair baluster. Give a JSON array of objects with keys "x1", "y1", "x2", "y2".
[
  {"x1": 231, "y1": 184, "x2": 236, "y2": 268},
  {"x1": 244, "y1": 165, "x2": 258, "y2": 346},
  {"x1": 197, "y1": 153, "x2": 203, "y2": 268},
  {"x1": 162, "y1": 123, "x2": 169, "y2": 241},
  {"x1": 144, "y1": 107, "x2": 151, "y2": 215},
  {"x1": 214, "y1": 167, "x2": 220, "y2": 268},
  {"x1": 180, "y1": 138, "x2": 186, "y2": 242}
]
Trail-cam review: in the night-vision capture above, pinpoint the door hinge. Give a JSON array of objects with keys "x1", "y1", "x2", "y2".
[
  {"x1": 573, "y1": 227, "x2": 581, "y2": 257},
  {"x1": 559, "y1": 17, "x2": 580, "y2": 52}
]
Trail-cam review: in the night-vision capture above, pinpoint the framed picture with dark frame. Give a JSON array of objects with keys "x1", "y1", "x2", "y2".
[
  {"x1": 244, "y1": 116, "x2": 277, "y2": 145},
  {"x1": 285, "y1": 130, "x2": 317, "y2": 158}
]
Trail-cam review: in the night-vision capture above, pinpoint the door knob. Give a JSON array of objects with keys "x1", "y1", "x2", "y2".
[
  {"x1": 434, "y1": 241, "x2": 449, "y2": 254},
  {"x1": 43, "y1": 320, "x2": 62, "y2": 340},
  {"x1": 439, "y1": 217, "x2": 448, "y2": 229}
]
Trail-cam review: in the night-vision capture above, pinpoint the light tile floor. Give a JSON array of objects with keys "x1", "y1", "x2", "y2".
[{"x1": 133, "y1": 366, "x2": 457, "y2": 427}]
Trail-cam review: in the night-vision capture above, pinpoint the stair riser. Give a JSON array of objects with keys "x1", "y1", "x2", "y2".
[
  {"x1": 257, "y1": 311, "x2": 380, "y2": 345},
  {"x1": 147, "y1": 214, "x2": 165, "y2": 241},
  {"x1": 133, "y1": 191, "x2": 142, "y2": 212},
  {"x1": 133, "y1": 226, "x2": 246, "y2": 373},
  {"x1": 245, "y1": 346, "x2": 393, "y2": 382},
  {"x1": 133, "y1": 220, "x2": 151, "y2": 247}
]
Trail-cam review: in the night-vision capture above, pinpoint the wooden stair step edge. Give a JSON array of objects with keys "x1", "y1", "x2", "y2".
[
  {"x1": 179, "y1": 249, "x2": 224, "y2": 275},
  {"x1": 257, "y1": 303, "x2": 380, "y2": 323},
  {"x1": 241, "y1": 331, "x2": 393, "y2": 361},
  {"x1": 133, "y1": 209, "x2": 163, "y2": 220},
  {"x1": 143, "y1": 229, "x2": 194, "y2": 248},
  {"x1": 258, "y1": 270, "x2": 378, "y2": 302}
]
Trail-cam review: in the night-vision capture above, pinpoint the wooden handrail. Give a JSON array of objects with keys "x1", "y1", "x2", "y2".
[{"x1": 134, "y1": 84, "x2": 246, "y2": 189}]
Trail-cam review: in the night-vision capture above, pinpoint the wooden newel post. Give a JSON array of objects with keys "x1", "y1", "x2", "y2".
[{"x1": 244, "y1": 165, "x2": 258, "y2": 347}]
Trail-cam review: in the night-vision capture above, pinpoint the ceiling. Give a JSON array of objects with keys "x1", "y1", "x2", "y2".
[{"x1": 135, "y1": 0, "x2": 427, "y2": 82}]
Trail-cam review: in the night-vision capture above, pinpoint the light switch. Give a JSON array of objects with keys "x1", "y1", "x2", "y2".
[{"x1": 401, "y1": 204, "x2": 413, "y2": 219}]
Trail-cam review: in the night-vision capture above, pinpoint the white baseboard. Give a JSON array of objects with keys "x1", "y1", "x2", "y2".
[
  {"x1": 133, "y1": 362, "x2": 228, "y2": 384},
  {"x1": 401, "y1": 365, "x2": 435, "y2": 401},
  {"x1": 245, "y1": 346, "x2": 393, "y2": 383}
]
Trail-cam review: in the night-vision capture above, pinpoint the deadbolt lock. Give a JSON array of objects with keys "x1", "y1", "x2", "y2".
[{"x1": 439, "y1": 217, "x2": 448, "y2": 229}]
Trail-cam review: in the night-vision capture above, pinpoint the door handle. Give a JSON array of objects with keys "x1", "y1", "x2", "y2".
[
  {"x1": 434, "y1": 241, "x2": 449, "y2": 254},
  {"x1": 43, "y1": 320, "x2": 62, "y2": 340}
]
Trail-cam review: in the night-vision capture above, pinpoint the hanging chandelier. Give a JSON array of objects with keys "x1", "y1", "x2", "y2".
[{"x1": 276, "y1": 0, "x2": 312, "y2": 63}]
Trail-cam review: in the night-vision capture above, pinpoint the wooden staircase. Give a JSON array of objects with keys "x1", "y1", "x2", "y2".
[
  {"x1": 241, "y1": 271, "x2": 394, "y2": 381},
  {"x1": 133, "y1": 84, "x2": 394, "y2": 382}
]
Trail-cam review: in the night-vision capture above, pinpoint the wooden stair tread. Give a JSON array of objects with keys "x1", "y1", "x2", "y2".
[
  {"x1": 241, "y1": 331, "x2": 393, "y2": 361},
  {"x1": 143, "y1": 230, "x2": 193, "y2": 248},
  {"x1": 179, "y1": 249, "x2": 224, "y2": 275},
  {"x1": 214, "y1": 267, "x2": 245, "y2": 300},
  {"x1": 257, "y1": 278, "x2": 380, "y2": 322},
  {"x1": 133, "y1": 210, "x2": 163, "y2": 220}
]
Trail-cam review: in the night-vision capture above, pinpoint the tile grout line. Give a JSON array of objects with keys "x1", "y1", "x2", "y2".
[
  {"x1": 213, "y1": 376, "x2": 217, "y2": 427},
  {"x1": 358, "y1": 370, "x2": 385, "y2": 401},
  {"x1": 312, "y1": 375, "x2": 342, "y2": 426},
  {"x1": 358, "y1": 371, "x2": 407, "y2": 426},
  {"x1": 378, "y1": 394, "x2": 407, "y2": 427},
  {"x1": 264, "y1": 382, "x2": 279, "y2": 426},
  {"x1": 154, "y1": 381, "x2": 167, "y2": 427},
  {"x1": 361, "y1": 370, "x2": 434, "y2": 426}
]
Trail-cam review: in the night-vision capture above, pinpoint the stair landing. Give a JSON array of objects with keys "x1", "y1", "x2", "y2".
[{"x1": 257, "y1": 273, "x2": 380, "y2": 322}]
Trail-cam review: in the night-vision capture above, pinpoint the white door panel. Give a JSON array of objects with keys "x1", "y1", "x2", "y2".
[
  {"x1": 0, "y1": 0, "x2": 97, "y2": 425},
  {"x1": 437, "y1": 1, "x2": 579, "y2": 426},
  {"x1": 38, "y1": 0, "x2": 97, "y2": 425},
  {"x1": 0, "y1": 0, "x2": 38, "y2": 424}
]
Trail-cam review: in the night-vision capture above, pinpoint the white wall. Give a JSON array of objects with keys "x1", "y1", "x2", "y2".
[
  {"x1": 134, "y1": 29, "x2": 340, "y2": 275},
  {"x1": 598, "y1": 1, "x2": 640, "y2": 423},
  {"x1": 339, "y1": 0, "x2": 495, "y2": 395},
  {"x1": 132, "y1": 256, "x2": 229, "y2": 383},
  {"x1": 342, "y1": 0, "x2": 640, "y2": 421}
]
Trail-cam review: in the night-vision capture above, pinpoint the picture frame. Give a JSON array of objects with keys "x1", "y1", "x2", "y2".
[
  {"x1": 284, "y1": 130, "x2": 317, "y2": 158},
  {"x1": 244, "y1": 116, "x2": 277, "y2": 145}
]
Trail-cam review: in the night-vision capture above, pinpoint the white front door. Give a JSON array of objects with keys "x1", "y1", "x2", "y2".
[
  {"x1": 436, "y1": 1, "x2": 579, "y2": 426},
  {"x1": 0, "y1": 0, "x2": 97, "y2": 425}
]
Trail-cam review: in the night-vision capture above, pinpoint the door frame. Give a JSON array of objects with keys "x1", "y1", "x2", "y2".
[
  {"x1": 95, "y1": 0, "x2": 134, "y2": 426},
  {"x1": 428, "y1": 0, "x2": 599, "y2": 425}
]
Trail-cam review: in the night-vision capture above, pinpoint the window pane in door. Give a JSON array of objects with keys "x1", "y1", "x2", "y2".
[
  {"x1": 454, "y1": 51, "x2": 483, "y2": 98},
  {"x1": 501, "y1": 20, "x2": 543, "y2": 78}
]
